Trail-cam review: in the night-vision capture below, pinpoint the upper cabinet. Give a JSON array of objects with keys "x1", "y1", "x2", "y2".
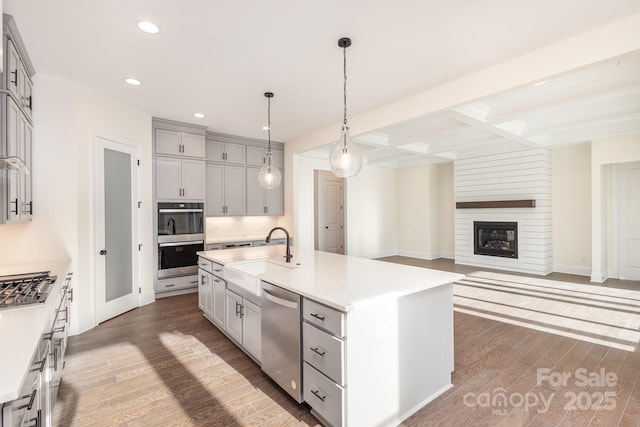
[
  {"x1": 246, "y1": 145, "x2": 283, "y2": 169},
  {"x1": 155, "y1": 128, "x2": 205, "y2": 158},
  {"x1": 205, "y1": 132, "x2": 284, "y2": 217},
  {"x1": 152, "y1": 118, "x2": 207, "y2": 202},
  {"x1": 206, "y1": 140, "x2": 245, "y2": 164},
  {"x1": 1, "y1": 14, "x2": 35, "y2": 224}
]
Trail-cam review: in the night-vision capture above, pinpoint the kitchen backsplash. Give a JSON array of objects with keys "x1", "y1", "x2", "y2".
[{"x1": 205, "y1": 216, "x2": 281, "y2": 240}]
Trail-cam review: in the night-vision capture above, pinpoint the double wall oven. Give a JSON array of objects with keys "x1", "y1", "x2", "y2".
[{"x1": 157, "y1": 202, "x2": 204, "y2": 279}]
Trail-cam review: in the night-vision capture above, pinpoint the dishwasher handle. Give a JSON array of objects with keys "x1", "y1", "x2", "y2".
[{"x1": 263, "y1": 289, "x2": 299, "y2": 309}]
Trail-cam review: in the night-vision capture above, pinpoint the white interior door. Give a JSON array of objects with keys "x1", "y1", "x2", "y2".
[
  {"x1": 317, "y1": 171, "x2": 344, "y2": 254},
  {"x1": 95, "y1": 136, "x2": 140, "y2": 323},
  {"x1": 618, "y1": 161, "x2": 640, "y2": 280}
]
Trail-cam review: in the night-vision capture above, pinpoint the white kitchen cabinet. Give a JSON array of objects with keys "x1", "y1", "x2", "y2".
[
  {"x1": 212, "y1": 275, "x2": 226, "y2": 328},
  {"x1": 246, "y1": 167, "x2": 283, "y2": 216},
  {"x1": 246, "y1": 146, "x2": 283, "y2": 169},
  {"x1": 224, "y1": 287, "x2": 261, "y2": 362},
  {"x1": 241, "y1": 299, "x2": 261, "y2": 361},
  {"x1": 156, "y1": 156, "x2": 205, "y2": 201},
  {"x1": 206, "y1": 140, "x2": 245, "y2": 164},
  {"x1": 206, "y1": 163, "x2": 245, "y2": 216},
  {"x1": 225, "y1": 289, "x2": 243, "y2": 343},
  {"x1": 155, "y1": 128, "x2": 205, "y2": 158},
  {"x1": 2, "y1": 17, "x2": 34, "y2": 224},
  {"x1": 198, "y1": 269, "x2": 212, "y2": 316}
]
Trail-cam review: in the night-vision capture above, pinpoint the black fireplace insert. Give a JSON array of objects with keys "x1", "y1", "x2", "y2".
[{"x1": 474, "y1": 221, "x2": 518, "y2": 258}]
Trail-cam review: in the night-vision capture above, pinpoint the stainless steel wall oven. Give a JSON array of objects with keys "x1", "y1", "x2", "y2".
[{"x1": 157, "y1": 202, "x2": 204, "y2": 279}]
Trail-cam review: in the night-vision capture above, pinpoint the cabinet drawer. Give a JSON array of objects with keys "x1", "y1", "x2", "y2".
[
  {"x1": 211, "y1": 262, "x2": 224, "y2": 276},
  {"x1": 156, "y1": 276, "x2": 198, "y2": 292},
  {"x1": 303, "y1": 299, "x2": 345, "y2": 337},
  {"x1": 303, "y1": 322, "x2": 345, "y2": 386},
  {"x1": 304, "y1": 362, "x2": 345, "y2": 427},
  {"x1": 198, "y1": 257, "x2": 213, "y2": 272}
]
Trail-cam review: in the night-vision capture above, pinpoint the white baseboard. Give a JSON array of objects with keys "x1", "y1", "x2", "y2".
[
  {"x1": 552, "y1": 264, "x2": 591, "y2": 277},
  {"x1": 591, "y1": 269, "x2": 609, "y2": 283},
  {"x1": 440, "y1": 251, "x2": 455, "y2": 260}
]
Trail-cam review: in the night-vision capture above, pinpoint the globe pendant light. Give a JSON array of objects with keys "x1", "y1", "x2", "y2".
[
  {"x1": 258, "y1": 92, "x2": 282, "y2": 189},
  {"x1": 330, "y1": 37, "x2": 362, "y2": 178}
]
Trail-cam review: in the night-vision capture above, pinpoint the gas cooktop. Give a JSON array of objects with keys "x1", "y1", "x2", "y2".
[{"x1": 0, "y1": 271, "x2": 56, "y2": 309}]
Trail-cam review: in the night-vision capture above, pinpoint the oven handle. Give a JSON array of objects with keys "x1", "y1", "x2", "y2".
[
  {"x1": 159, "y1": 241, "x2": 204, "y2": 247},
  {"x1": 159, "y1": 209, "x2": 203, "y2": 213}
]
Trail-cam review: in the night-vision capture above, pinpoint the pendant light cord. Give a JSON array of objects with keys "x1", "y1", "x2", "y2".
[
  {"x1": 343, "y1": 45, "x2": 348, "y2": 127},
  {"x1": 267, "y1": 96, "x2": 272, "y2": 152}
]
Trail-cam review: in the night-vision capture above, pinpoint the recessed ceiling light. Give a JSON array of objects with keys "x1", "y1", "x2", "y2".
[
  {"x1": 137, "y1": 21, "x2": 160, "y2": 34},
  {"x1": 194, "y1": 113, "x2": 205, "y2": 118},
  {"x1": 533, "y1": 80, "x2": 547, "y2": 86},
  {"x1": 125, "y1": 78, "x2": 142, "y2": 86}
]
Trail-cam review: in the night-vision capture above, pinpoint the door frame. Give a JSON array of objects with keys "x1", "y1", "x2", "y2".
[
  {"x1": 314, "y1": 169, "x2": 346, "y2": 254},
  {"x1": 612, "y1": 161, "x2": 640, "y2": 280},
  {"x1": 93, "y1": 132, "x2": 142, "y2": 324}
]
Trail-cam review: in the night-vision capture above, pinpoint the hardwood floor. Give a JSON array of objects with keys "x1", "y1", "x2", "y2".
[{"x1": 54, "y1": 258, "x2": 640, "y2": 426}]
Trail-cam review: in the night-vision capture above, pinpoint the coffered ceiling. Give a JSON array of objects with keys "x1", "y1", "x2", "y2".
[
  {"x1": 307, "y1": 51, "x2": 640, "y2": 167},
  {"x1": 4, "y1": 0, "x2": 640, "y2": 168}
]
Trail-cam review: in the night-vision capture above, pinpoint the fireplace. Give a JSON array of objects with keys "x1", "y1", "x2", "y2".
[{"x1": 474, "y1": 221, "x2": 518, "y2": 259}]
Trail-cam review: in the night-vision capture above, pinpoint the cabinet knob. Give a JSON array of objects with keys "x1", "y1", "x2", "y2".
[{"x1": 99, "y1": 249, "x2": 107, "y2": 255}]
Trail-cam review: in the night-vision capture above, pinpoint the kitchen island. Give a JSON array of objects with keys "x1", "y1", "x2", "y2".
[{"x1": 198, "y1": 246, "x2": 463, "y2": 427}]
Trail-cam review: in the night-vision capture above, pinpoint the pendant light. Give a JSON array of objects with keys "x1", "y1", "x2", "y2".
[
  {"x1": 330, "y1": 37, "x2": 362, "y2": 178},
  {"x1": 258, "y1": 92, "x2": 282, "y2": 189}
]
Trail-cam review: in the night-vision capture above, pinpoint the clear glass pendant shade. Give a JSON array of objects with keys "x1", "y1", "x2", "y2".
[
  {"x1": 258, "y1": 153, "x2": 282, "y2": 189},
  {"x1": 330, "y1": 126, "x2": 362, "y2": 178}
]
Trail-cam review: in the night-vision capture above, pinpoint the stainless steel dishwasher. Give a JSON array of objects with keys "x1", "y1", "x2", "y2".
[{"x1": 261, "y1": 281, "x2": 302, "y2": 402}]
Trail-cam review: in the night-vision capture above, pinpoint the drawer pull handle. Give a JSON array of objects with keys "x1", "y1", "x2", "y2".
[
  {"x1": 310, "y1": 347, "x2": 326, "y2": 357},
  {"x1": 310, "y1": 313, "x2": 326, "y2": 322},
  {"x1": 214, "y1": 269, "x2": 222, "y2": 273},
  {"x1": 310, "y1": 389, "x2": 326, "y2": 402},
  {"x1": 19, "y1": 389, "x2": 37, "y2": 410}
]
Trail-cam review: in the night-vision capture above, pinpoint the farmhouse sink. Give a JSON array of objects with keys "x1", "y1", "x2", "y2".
[{"x1": 223, "y1": 258, "x2": 300, "y2": 294}]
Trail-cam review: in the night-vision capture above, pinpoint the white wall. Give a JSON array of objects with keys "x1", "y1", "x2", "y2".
[
  {"x1": 590, "y1": 133, "x2": 640, "y2": 282},
  {"x1": 552, "y1": 143, "x2": 592, "y2": 275},
  {"x1": 346, "y1": 165, "x2": 397, "y2": 258},
  {"x1": 292, "y1": 154, "x2": 397, "y2": 258},
  {"x1": 396, "y1": 163, "x2": 453, "y2": 260},
  {"x1": 0, "y1": 75, "x2": 153, "y2": 335}
]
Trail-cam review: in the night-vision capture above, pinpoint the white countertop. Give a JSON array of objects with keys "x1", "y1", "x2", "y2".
[
  {"x1": 198, "y1": 247, "x2": 464, "y2": 312},
  {"x1": 0, "y1": 259, "x2": 72, "y2": 403},
  {"x1": 205, "y1": 235, "x2": 290, "y2": 245}
]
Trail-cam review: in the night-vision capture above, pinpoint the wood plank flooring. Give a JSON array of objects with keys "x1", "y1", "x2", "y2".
[{"x1": 54, "y1": 258, "x2": 640, "y2": 426}]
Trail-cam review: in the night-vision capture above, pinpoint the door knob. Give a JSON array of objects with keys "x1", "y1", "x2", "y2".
[
  {"x1": 325, "y1": 226, "x2": 329, "y2": 229},
  {"x1": 99, "y1": 249, "x2": 107, "y2": 255}
]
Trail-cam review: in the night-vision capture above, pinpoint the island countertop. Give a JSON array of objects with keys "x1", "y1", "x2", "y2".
[{"x1": 198, "y1": 246, "x2": 464, "y2": 312}]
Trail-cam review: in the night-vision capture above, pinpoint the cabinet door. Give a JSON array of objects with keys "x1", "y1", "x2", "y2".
[
  {"x1": 206, "y1": 163, "x2": 224, "y2": 216},
  {"x1": 242, "y1": 299, "x2": 261, "y2": 362},
  {"x1": 224, "y1": 166, "x2": 246, "y2": 215},
  {"x1": 6, "y1": 99, "x2": 21, "y2": 222},
  {"x1": 155, "y1": 129, "x2": 181, "y2": 156},
  {"x1": 156, "y1": 157, "x2": 182, "y2": 199},
  {"x1": 198, "y1": 270, "x2": 211, "y2": 315},
  {"x1": 21, "y1": 120, "x2": 33, "y2": 219},
  {"x1": 6, "y1": 41, "x2": 20, "y2": 100},
  {"x1": 271, "y1": 149, "x2": 284, "y2": 169},
  {"x1": 206, "y1": 140, "x2": 224, "y2": 162},
  {"x1": 246, "y1": 168, "x2": 265, "y2": 215},
  {"x1": 225, "y1": 290, "x2": 243, "y2": 343},
  {"x1": 181, "y1": 159, "x2": 205, "y2": 200},
  {"x1": 246, "y1": 146, "x2": 266, "y2": 166},
  {"x1": 224, "y1": 143, "x2": 246, "y2": 164},
  {"x1": 265, "y1": 182, "x2": 283, "y2": 216},
  {"x1": 181, "y1": 133, "x2": 205, "y2": 158},
  {"x1": 212, "y1": 277, "x2": 226, "y2": 328}
]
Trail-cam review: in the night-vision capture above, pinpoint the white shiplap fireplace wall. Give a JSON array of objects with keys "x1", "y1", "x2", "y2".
[{"x1": 454, "y1": 148, "x2": 552, "y2": 275}]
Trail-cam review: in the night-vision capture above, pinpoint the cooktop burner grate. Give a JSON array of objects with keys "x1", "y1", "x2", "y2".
[{"x1": 0, "y1": 271, "x2": 56, "y2": 309}]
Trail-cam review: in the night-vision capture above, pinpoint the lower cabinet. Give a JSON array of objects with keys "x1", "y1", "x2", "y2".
[
  {"x1": 198, "y1": 257, "x2": 261, "y2": 362},
  {"x1": 156, "y1": 275, "x2": 199, "y2": 295},
  {"x1": 224, "y1": 288, "x2": 261, "y2": 362}
]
